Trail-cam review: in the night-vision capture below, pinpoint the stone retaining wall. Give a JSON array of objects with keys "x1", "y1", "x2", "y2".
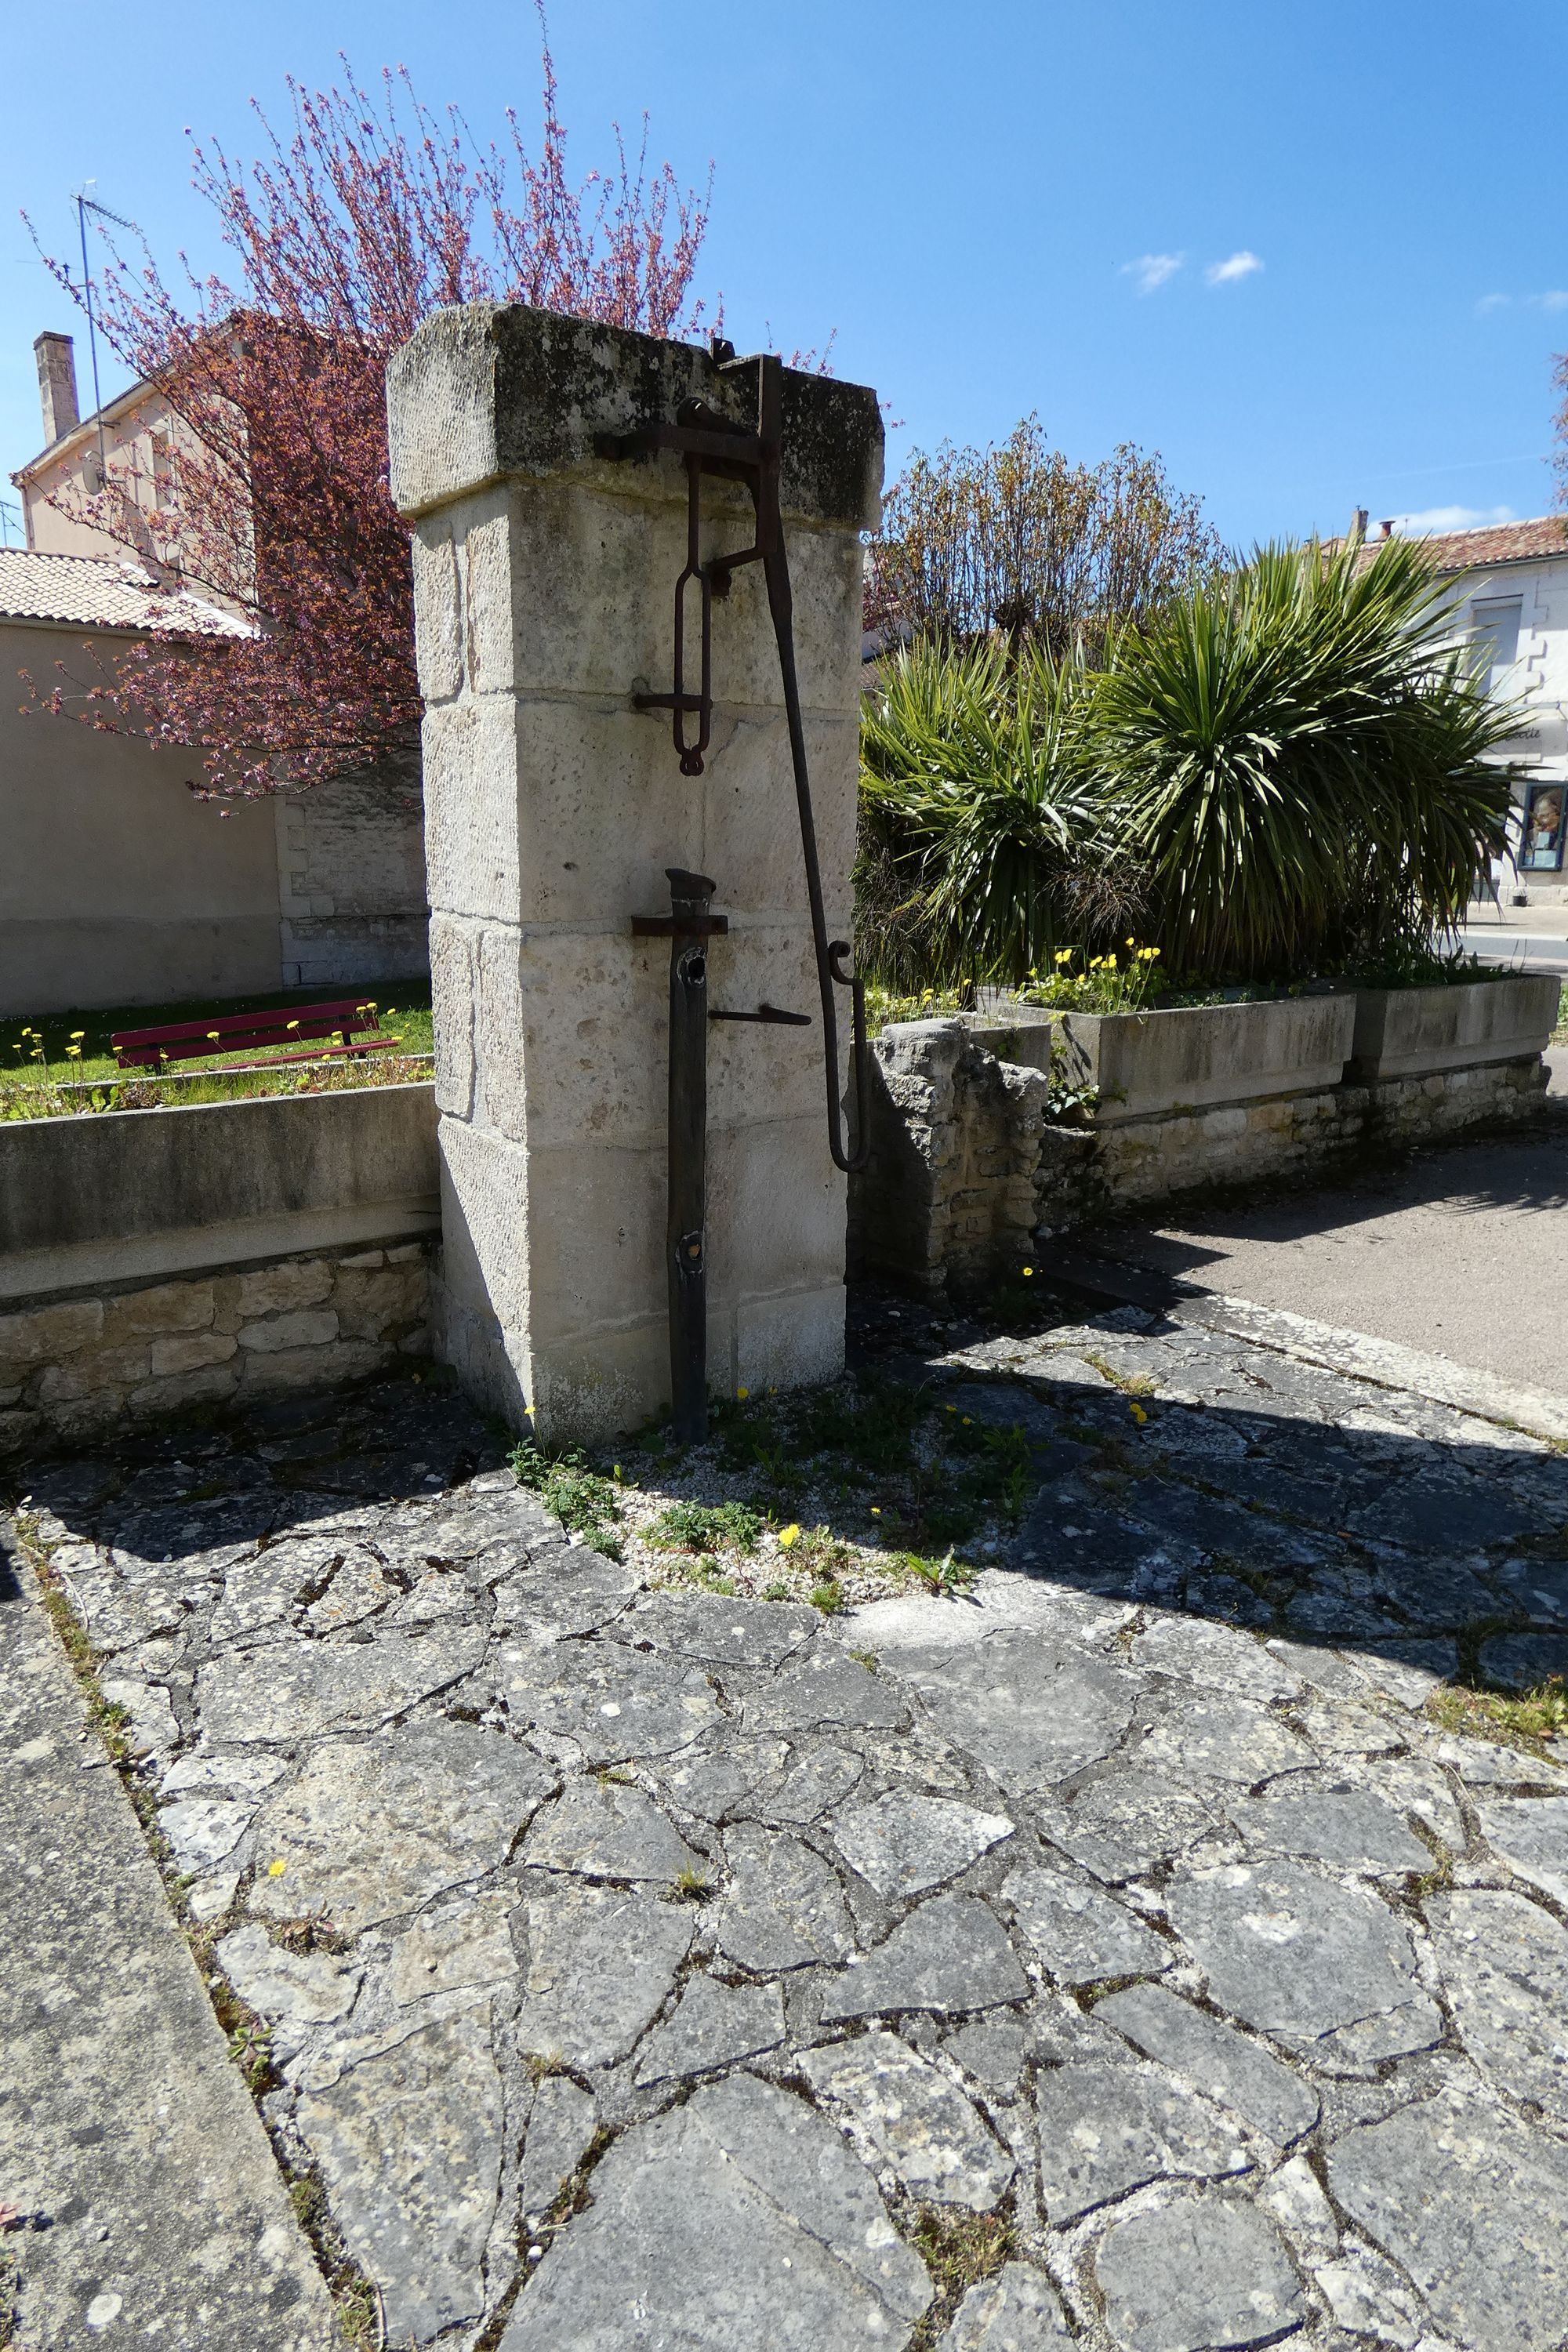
[
  {"x1": 0, "y1": 1241, "x2": 432, "y2": 1457},
  {"x1": 850, "y1": 1019, "x2": 1550, "y2": 1294}
]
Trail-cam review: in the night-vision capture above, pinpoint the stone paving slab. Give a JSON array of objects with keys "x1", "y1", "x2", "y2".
[
  {"x1": 6, "y1": 1296, "x2": 1568, "y2": 2350},
  {"x1": 0, "y1": 1538, "x2": 343, "y2": 2351}
]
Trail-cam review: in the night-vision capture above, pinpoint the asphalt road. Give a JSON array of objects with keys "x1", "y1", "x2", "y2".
[
  {"x1": 1098, "y1": 1056, "x2": 1568, "y2": 1399},
  {"x1": 1460, "y1": 905, "x2": 1568, "y2": 977}
]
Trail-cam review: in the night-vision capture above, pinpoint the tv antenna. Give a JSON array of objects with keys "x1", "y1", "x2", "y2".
[{"x1": 71, "y1": 183, "x2": 137, "y2": 492}]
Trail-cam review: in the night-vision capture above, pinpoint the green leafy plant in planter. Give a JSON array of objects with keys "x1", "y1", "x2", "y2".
[
  {"x1": 858, "y1": 637, "x2": 1105, "y2": 990},
  {"x1": 1090, "y1": 535, "x2": 1518, "y2": 982},
  {"x1": 859, "y1": 535, "x2": 1519, "y2": 997}
]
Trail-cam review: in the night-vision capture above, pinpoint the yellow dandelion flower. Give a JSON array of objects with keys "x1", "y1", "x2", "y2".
[
  {"x1": 267, "y1": 1857, "x2": 288, "y2": 1877},
  {"x1": 1022, "y1": 1265, "x2": 1034, "y2": 1277},
  {"x1": 70, "y1": 1030, "x2": 85, "y2": 1040},
  {"x1": 779, "y1": 1524, "x2": 801, "y2": 1549},
  {"x1": 737, "y1": 1385, "x2": 750, "y2": 1400},
  {"x1": 1129, "y1": 1402, "x2": 1148, "y2": 1425},
  {"x1": 962, "y1": 1417, "x2": 973, "y2": 1426}
]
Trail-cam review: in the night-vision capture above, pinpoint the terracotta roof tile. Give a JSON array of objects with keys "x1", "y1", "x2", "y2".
[
  {"x1": 0, "y1": 548, "x2": 249, "y2": 636},
  {"x1": 1331, "y1": 515, "x2": 1568, "y2": 575},
  {"x1": 1406, "y1": 516, "x2": 1568, "y2": 573}
]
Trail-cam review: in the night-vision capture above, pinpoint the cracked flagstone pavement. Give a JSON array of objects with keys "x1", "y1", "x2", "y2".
[{"x1": 5, "y1": 1285, "x2": 1568, "y2": 2352}]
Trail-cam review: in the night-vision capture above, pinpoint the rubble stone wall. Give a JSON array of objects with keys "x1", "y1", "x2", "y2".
[{"x1": 0, "y1": 1242, "x2": 431, "y2": 1457}]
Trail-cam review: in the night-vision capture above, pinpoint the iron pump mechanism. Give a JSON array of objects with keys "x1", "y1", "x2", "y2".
[{"x1": 608, "y1": 341, "x2": 871, "y2": 1442}]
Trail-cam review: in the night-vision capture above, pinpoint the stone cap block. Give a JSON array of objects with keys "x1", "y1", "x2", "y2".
[{"x1": 388, "y1": 302, "x2": 882, "y2": 532}]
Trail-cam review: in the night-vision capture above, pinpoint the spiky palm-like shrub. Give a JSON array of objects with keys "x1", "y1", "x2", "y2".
[
  {"x1": 857, "y1": 637, "x2": 1103, "y2": 989},
  {"x1": 1090, "y1": 537, "x2": 1516, "y2": 978}
]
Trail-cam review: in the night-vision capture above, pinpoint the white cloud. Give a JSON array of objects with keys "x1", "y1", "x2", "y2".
[
  {"x1": 1121, "y1": 252, "x2": 1184, "y2": 295},
  {"x1": 1384, "y1": 503, "x2": 1515, "y2": 535},
  {"x1": 1476, "y1": 289, "x2": 1568, "y2": 313},
  {"x1": 1205, "y1": 250, "x2": 1263, "y2": 286}
]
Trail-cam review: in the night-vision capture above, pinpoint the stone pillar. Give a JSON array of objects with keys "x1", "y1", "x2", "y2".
[{"x1": 387, "y1": 305, "x2": 881, "y2": 1440}]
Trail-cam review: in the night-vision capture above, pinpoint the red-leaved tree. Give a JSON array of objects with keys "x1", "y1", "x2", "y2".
[{"x1": 28, "y1": 20, "x2": 714, "y2": 795}]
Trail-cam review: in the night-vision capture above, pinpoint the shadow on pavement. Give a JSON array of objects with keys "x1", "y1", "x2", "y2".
[{"x1": 10, "y1": 1293, "x2": 1568, "y2": 1708}]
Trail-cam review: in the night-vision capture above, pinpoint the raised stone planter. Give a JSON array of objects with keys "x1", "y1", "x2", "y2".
[
  {"x1": 854, "y1": 983, "x2": 1550, "y2": 1296},
  {"x1": 972, "y1": 994, "x2": 1356, "y2": 1125},
  {"x1": 1350, "y1": 973, "x2": 1563, "y2": 1081},
  {"x1": 0, "y1": 1083, "x2": 440, "y2": 1454}
]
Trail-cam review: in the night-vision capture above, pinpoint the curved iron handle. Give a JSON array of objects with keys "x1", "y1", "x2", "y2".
[
  {"x1": 618, "y1": 350, "x2": 873, "y2": 1173},
  {"x1": 746, "y1": 360, "x2": 870, "y2": 1174}
]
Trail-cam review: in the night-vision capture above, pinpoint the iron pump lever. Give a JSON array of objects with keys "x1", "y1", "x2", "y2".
[{"x1": 601, "y1": 348, "x2": 871, "y2": 1176}]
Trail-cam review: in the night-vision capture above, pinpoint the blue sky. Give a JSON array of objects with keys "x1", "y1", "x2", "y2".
[{"x1": 3, "y1": 0, "x2": 1565, "y2": 552}]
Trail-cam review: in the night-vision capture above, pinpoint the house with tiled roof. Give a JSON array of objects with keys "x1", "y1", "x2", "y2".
[
  {"x1": 1344, "y1": 511, "x2": 1568, "y2": 902},
  {"x1": 0, "y1": 546, "x2": 252, "y2": 638},
  {"x1": 2, "y1": 332, "x2": 428, "y2": 1018}
]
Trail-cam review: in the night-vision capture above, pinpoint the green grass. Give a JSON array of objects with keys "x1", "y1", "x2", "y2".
[
  {"x1": 1428, "y1": 1675, "x2": 1568, "y2": 1754},
  {"x1": 0, "y1": 976, "x2": 434, "y2": 1109}
]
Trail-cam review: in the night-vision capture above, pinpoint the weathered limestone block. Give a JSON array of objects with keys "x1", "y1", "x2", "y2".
[
  {"x1": 35, "y1": 1342, "x2": 151, "y2": 1402},
  {"x1": 238, "y1": 1338, "x2": 387, "y2": 1392},
  {"x1": 100, "y1": 1281, "x2": 216, "y2": 1345},
  {"x1": 332, "y1": 1261, "x2": 426, "y2": 1340},
  {"x1": 127, "y1": 1363, "x2": 241, "y2": 1417},
  {"x1": 237, "y1": 1261, "x2": 335, "y2": 1316},
  {"x1": 147, "y1": 1329, "x2": 238, "y2": 1377},
  {"x1": 388, "y1": 303, "x2": 881, "y2": 1440},
  {"x1": 850, "y1": 1022, "x2": 1053, "y2": 1292},
  {"x1": 0, "y1": 1298, "x2": 103, "y2": 1368},
  {"x1": 238, "y1": 1307, "x2": 339, "y2": 1354}
]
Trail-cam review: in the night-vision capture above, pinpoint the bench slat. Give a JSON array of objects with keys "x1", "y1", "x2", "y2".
[
  {"x1": 111, "y1": 998, "x2": 388, "y2": 1069},
  {"x1": 111, "y1": 998, "x2": 378, "y2": 1052}
]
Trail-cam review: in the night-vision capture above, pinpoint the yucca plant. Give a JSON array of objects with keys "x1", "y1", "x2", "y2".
[
  {"x1": 858, "y1": 637, "x2": 1102, "y2": 989},
  {"x1": 1089, "y1": 537, "x2": 1517, "y2": 978}
]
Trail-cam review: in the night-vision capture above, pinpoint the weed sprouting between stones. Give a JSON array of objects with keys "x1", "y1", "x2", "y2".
[
  {"x1": 1082, "y1": 1350, "x2": 1158, "y2": 1399},
  {"x1": 648, "y1": 1500, "x2": 764, "y2": 1555},
  {"x1": 509, "y1": 1439, "x2": 624, "y2": 1558},
  {"x1": 896, "y1": 1548, "x2": 980, "y2": 1599},
  {"x1": 1427, "y1": 1675, "x2": 1568, "y2": 1754},
  {"x1": 906, "y1": 2204, "x2": 1017, "y2": 2347},
  {"x1": 285, "y1": 2167, "x2": 382, "y2": 2351},
  {"x1": 575, "y1": 1373, "x2": 1040, "y2": 1610}
]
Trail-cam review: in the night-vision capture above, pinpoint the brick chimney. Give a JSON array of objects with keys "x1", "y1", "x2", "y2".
[{"x1": 35, "y1": 332, "x2": 79, "y2": 445}]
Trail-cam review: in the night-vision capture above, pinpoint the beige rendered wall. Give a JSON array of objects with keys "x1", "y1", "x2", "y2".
[
  {"x1": 0, "y1": 618, "x2": 281, "y2": 1017},
  {"x1": 389, "y1": 303, "x2": 881, "y2": 1441},
  {"x1": 20, "y1": 380, "x2": 209, "y2": 575}
]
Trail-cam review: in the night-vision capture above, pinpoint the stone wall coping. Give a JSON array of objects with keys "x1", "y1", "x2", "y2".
[{"x1": 0, "y1": 1083, "x2": 438, "y2": 1299}]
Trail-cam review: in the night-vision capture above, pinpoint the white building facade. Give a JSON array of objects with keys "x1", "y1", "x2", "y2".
[{"x1": 1414, "y1": 516, "x2": 1568, "y2": 906}]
